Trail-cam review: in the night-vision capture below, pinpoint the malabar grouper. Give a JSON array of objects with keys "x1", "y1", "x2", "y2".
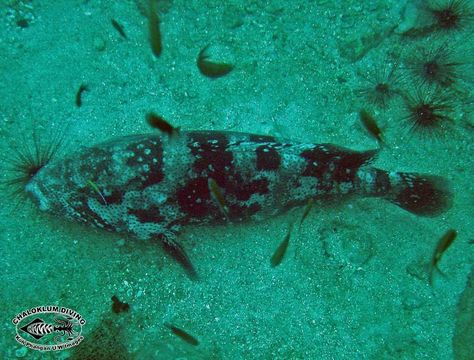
[{"x1": 20, "y1": 130, "x2": 452, "y2": 278}]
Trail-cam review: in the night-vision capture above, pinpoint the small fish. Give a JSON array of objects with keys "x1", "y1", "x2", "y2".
[
  {"x1": 359, "y1": 109, "x2": 385, "y2": 146},
  {"x1": 197, "y1": 45, "x2": 234, "y2": 78},
  {"x1": 165, "y1": 323, "x2": 199, "y2": 346},
  {"x1": 270, "y1": 223, "x2": 294, "y2": 267},
  {"x1": 208, "y1": 178, "x2": 229, "y2": 221},
  {"x1": 86, "y1": 179, "x2": 107, "y2": 205},
  {"x1": 146, "y1": 112, "x2": 180, "y2": 138},
  {"x1": 148, "y1": 0, "x2": 162, "y2": 57},
  {"x1": 111, "y1": 295, "x2": 130, "y2": 313},
  {"x1": 111, "y1": 19, "x2": 127, "y2": 39},
  {"x1": 300, "y1": 198, "x2": 314, "y2": 226},
  {"x1": 429, "y1": 229, "x2": 457, "y2": 285},
  {"x1": 75, "y1": 84, "x2": 88, "y2": 107}
]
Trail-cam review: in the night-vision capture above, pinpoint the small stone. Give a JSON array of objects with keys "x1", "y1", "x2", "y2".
[
  {"x1": 406, "y1": 258, "x2": 428, "y2": 281},
  {"x1": 93, "y1": 36, "x2": 106, "y2": 52},
  {"x1": 395, "y1": 2, "x2": 419, "y2": 34},
  {"x1": 338, "y1": 37, "x2": 364, "y2": 62},
  {"x1": 402, "y1": 293, "x2": 425, "y2": 310},
  {"x1": 341, "y1": 233, "x2": 375, "y2": 266},
  {"x1": 222, "y1": 5, "x2": 245, "y2": 29}
]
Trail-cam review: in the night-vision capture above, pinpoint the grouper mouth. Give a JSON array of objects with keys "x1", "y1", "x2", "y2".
[
  {"x1": 4, "y1": 130, "x2": 65, "y2": 209},
  {"x1": 25, "y1": 177, "x2": 51, "y2": 212}
]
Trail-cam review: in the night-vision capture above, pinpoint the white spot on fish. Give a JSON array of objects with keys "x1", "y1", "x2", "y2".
[{"x1": 339, "y1": 182, "x2": 352, "y2": 193}]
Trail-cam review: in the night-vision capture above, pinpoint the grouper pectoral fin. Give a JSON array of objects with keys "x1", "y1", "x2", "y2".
[{"x1": 160, "y1": 236, "x2": 199, "y2": 281}]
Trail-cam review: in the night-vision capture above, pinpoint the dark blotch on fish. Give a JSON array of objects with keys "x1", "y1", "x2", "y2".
[
  {"x1": 300, "y1": 145, "x2": 377, "y2": 191},
  {"x1": 256, "y1": 145, "x2": 281, "y2": 171},
  {"x1": 187, "y1": 132, "x2": 233, "y2": 178},
  {"x1": 176, "y1": 178, "x2": 213, "y2": 218},
  {"x1": 128, "y1": 206, "x2": 165, "y2": 224},
  {"x1": 165, "y1": 323, "x2": 199, "y2": 346}
]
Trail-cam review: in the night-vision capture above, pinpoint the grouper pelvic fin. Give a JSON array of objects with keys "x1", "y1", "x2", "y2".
[{"x1": 161, "y1": 237, "x2": 198, "y2": 281}]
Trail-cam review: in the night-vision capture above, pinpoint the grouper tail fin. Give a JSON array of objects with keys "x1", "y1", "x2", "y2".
[
  {"x1": 386, "y1": 172, "x2": 453, "y2": 217},
  {"x1": 357, "y1": 169, "x2": 453, "y2": 217}
]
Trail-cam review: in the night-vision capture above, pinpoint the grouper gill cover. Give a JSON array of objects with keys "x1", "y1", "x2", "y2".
[{"x1": 25, "y1": 130, "x2": 452, "y2": 277}]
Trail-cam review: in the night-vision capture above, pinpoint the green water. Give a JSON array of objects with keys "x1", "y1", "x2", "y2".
[{"x1": 1, "y1": 0, "x2": 473, "y2": 359}]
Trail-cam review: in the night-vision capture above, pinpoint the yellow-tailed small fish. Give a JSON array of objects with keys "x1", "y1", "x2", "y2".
[
  {"x1": 148, "y1": 0, "x2": 162, "y2": 57},
  {"x1": 87, "y1": 179, "x2": 107, "y2": 205},
  {"x1": 165, "y1": 323, "x2": 199, "y2": 346},
  {"x1": 111, "y1": 295, "x2": 130, "y2": 313},
  {"x1": 429, "y1": 229, "x2": 457, "y2": 285},
  {"x1": 75, "y1": 84, "x2": 88, "y2": 107},
  {"x1": 208, "y1": 178, "x2": 230, "y2": 221},
  {"x1": 271, "y1": 223, "x2": 294, "y2": 267},
  {"x1": 111, "y1": 19, "x2": 127, "y2": 39},
  {"x1": 197, "y1": 45, "x2": 234, "y2": 78},
  {"x1": 146, "y1": 112, "x2": 180, "y2": 138},
  {"x1": 359, "y1": 109, "x2": 385, "y2": 146}
]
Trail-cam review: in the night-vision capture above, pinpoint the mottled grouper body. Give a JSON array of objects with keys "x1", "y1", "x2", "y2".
[{"x1": 25, "y1": 131, "x2": 452, "y2": 278}]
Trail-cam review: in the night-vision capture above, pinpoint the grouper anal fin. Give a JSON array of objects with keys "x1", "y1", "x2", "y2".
[{"x1": 160, "y1": 236, "x2": 199, "y2": 281}]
